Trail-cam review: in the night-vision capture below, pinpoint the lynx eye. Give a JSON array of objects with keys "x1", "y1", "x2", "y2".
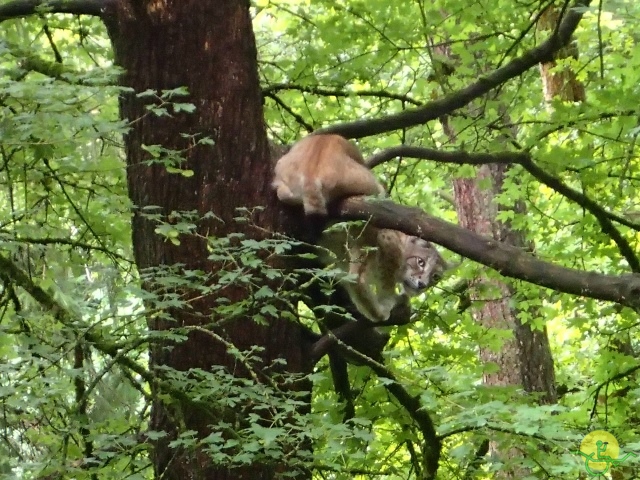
[
  {"x1": 417, "y1": 258, "x2": 426, "y2": 268},
  {"x1": 432, "y1": 272, "x2": 442, "y2": 282}
]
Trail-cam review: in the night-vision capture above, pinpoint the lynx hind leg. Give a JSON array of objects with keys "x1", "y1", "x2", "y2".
[
  {"x1": 272, "y1": 179, "x2": 297, "y2": 204},
  {"x1": 302, "y1": 178, "x2": 329, "y2": 216},
  {"x1": 272, "y1": 173, "x2": 328, "y2": 215},
  {"x1": 375, "y1": 229, "x2": 405, "y2": 285}
]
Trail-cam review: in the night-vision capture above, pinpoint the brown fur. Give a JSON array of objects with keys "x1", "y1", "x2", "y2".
[
  {"x1": 272, "y1": 134, "x2": 448, "y2": 322},
  {"x1": 272, "y1": 134, "x2": 385, "y2": 215},
  {"x1": 321, "y1": 227, "x2": 448, "y2": 322}
]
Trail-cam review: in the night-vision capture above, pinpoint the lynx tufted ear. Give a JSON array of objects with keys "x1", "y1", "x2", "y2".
[{"x1": 409, "y1": 236, "x2": 434, "y2": 249}]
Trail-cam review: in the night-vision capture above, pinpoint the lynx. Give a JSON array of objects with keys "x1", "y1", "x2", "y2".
[
  {"x1": 272, "y1": 134, "x2": 447, "y2": 322},
  {"x1": 321, "y1": 227, "x2": 447, "y2": 322},
  {"x1": 272, "y1": 134, "x2": 385, "y2": 215}
]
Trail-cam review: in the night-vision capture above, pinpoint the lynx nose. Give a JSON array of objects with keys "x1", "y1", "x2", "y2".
[{"x1": 416, "y1": 280, "x2": 427, "y2": 290}]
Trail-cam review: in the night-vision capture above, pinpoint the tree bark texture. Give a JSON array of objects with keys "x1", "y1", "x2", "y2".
[
  {"x1": 453, "y1": 165, "x2": 557, "y2": 403},
  {"x1": 105, "y1": 1, "x2": 312, "y2": 478},
  {"x1": 538, "y1": 5, "x2": 586, "y2": 103}
]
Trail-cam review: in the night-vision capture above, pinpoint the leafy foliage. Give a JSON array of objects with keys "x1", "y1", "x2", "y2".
[{"x1": 0, "y1": 0, "x2": 639, "y2": 479}]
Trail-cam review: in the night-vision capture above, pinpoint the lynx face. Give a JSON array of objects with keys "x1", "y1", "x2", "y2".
[{"x1": 401, "y1": 238, "x2": 447, "y2": 295}]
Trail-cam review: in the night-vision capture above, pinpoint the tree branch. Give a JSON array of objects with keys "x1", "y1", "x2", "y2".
[
  {"x1": 0, "y1": 252, "x2": 151, "y2": 382},
  {"x1": 330, "y1": 197, "x2": 640, "y2": 310},
  {"x1": 264, "y1": 92, "x2": 314, "y2": 133},
  {"x1": 589, "y1": 363, "x2": 640, "y2": 419},
  {"x1": 309, "y1": 298, "x2": 411, "y2": 363},
  {"x1": 318, "y1": 0, "x2": 591, "y2": 139},
  {"x1": 332, "y1": 339, "x2": 440, "y2": 478},
  {"x1": 366, "y1": 145, "x2": 640, "y2": 272},
  {"x1": 263, "y1": 83, "x2": 423, "y2": 107},
  {"x1": 366, "y1": 145, "x2": 526, "y2": 169},
  {"x1": 0, "y1": 0, "x2": 109, "y2": 22},
  {"x1": 14, "y1": 236, "x2": 132, "y2": 262}
]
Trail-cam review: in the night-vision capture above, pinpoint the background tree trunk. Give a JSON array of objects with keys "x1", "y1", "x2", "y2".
[
  {"x1": 453, "y1": 165, "x2": 557, "y2": 402},
  {"x1": 450, "y1": 143, "x2": 557, "y2": 480},
  {"x1": 430, "y1": 11, "x2": 559, "y2": 475},
  {"x1": 106, "y1": 1, "x2": 312, "y2": 478},
  {"x1": 447, "y1": 4, "x2": 590, "y2": 474},
  {"x1": 538, "y1": 5, "x2": 586, "y2": 102}
]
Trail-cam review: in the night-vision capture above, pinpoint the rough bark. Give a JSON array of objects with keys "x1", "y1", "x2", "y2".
[
  {"x1": 453, "y1": 165, "x2": 557, "y2": 403},
  {"x1": 538, "y1": 5, "x2": 586, "y2": 102},
  {"x1": 105, "y1": 1, "x2": 312, "y2": 478}
]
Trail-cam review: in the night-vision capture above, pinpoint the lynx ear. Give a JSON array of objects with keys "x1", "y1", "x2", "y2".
[{"x1": 410, "y1": 236, "x2": 432, "y2": 248}]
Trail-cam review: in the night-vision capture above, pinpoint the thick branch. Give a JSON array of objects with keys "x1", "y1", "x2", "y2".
[
  {"x1": 318, "y1": 0, "x2": 591, "y2": 139},
  {"x1": 310, "y1": 320, "x2": 366, "y2": 363},
  {"x1": 0, "y1": 0, "x2": 109, "y2": 21},
  {"x1": 367, "y1": 146, "x2": 640, "y2": 272},
  {"x1": 331, "y1": 197, "x2": 640, "y2": 310}
]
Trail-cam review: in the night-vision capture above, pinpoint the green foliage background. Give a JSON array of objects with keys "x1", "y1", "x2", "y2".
[{"x1": 0, "y1": 0, "x2": 639, "y2": 478}]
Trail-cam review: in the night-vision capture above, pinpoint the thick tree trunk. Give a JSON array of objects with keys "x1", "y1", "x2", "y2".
[
  {"x1": 433, "y1": 11, "x2": 559, "y2": 473},
  {"x1": 105, "y1": 1, "x2": 312, "y2": 478},
  {"x1": 453, "y1": 165, "x2": 557, "y2": 402}
]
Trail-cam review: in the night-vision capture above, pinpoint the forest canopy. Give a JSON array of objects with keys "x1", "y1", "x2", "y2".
[{"x1": 0, "y1": 0, "x2": 639, "y2": 479}]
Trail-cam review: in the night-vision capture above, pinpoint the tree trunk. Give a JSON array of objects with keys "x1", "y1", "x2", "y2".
[
  {"x1": 452, "y1": 162, "x2": 557, "y2": 479},
  {"x1": 431, "y1": 31, "x2": 558, "y2": 399},
  {"x1": 432, "y1": 11, "x2": 559, "y2": 474},
  {"x1": 105, "y1": 1, "x2": 312, "y2": 478},
  {"x1": 538, "y1": 6, "x2": 586, "y2": 102},
  {"x1": 447, "y1": 4, "x2": 591, "y2": 470},
  {"x1": 453, "y1": 165, "x2": 557, "y2": 402}
]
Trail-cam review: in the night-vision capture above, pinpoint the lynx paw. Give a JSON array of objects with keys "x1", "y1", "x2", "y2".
[
  {"x1": 387, "y1": 294, "x2": 412, "y2": 325},
  {"x1": 274, "y1": 182, "x2": 297, "y2": 203}
]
